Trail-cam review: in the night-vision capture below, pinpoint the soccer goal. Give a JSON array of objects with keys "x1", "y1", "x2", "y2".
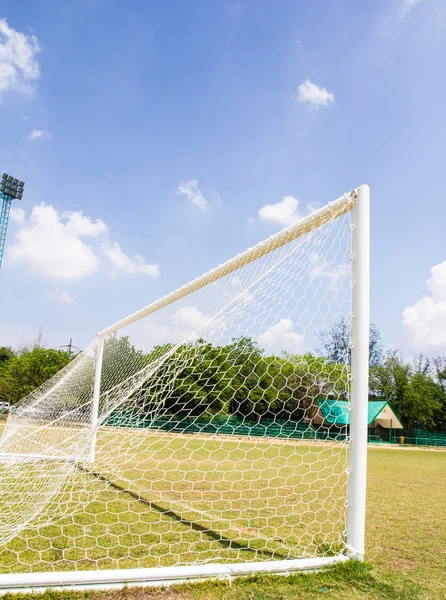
[{"x1": 0, "y1": 185, "x2": 369, "y2": 592}]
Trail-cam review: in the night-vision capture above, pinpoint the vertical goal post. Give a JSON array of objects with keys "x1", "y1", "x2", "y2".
[
  {"x1": 0, "y1": 185, "x2": 369, "y2": 593},
  {"x1": 347, "y1": 184, "x2": 370, "y2": 560}
]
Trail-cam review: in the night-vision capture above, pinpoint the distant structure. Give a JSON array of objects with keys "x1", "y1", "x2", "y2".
[
  {"x1": 60, "y1": 338, "x2": 79, "y2": 355},
  {"x1": 0, "y1": 173, "x2": 25, "y2": 268},
  {"x1": 0, "y1": 174, "x2": 25, "y2": 268}
]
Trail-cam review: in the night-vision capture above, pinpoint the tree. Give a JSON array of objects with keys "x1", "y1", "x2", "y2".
[
  {"x1": 224, "y1": 337, "x2": 270, "y2": 419},
  {"x1": 319, "y1": 317, "x2": 383, "y2": 368},
  {"x1": 101, "y1": 334, "x2": 150, "y2": 394},
  {"x1": 258, "y1": 353, "x2": 349, "y2": 423},
  {"x1": 407, "y1": 371, "x2": 444, "y2": 433},
  {"x1": 0, "y1": 346, "x2": 15, "y2": 364},
  {"x1": 430, "y1": 357, "x2": 446, "y2": 430},
  {"x1": 0, "y1": 347, "x2": 73, "y2": 404},
  {"x1": 135, "y1": 337, "x2": 351, "y2": 424},
  {"x1": 433, "y1": 356, "x2": 446, "y2": 391},
  {"x1": 370, "y1": 352, "x2": 444, "y2": 435},
  {"x1": 1, "y1": 331, "x2": 444, "y2": 434}
]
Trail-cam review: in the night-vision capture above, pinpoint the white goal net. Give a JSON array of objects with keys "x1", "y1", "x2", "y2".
[{"x1": 0, "y1": 187, "x2": 369, "y2": 591}]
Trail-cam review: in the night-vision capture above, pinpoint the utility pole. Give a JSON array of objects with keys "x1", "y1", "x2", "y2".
[{"x1": 60, "y1": 338, "x2": 79, "y2": 355}]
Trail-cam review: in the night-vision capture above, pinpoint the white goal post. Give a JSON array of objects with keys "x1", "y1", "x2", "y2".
[{"x1": 0, "y1": 185, "x2": 369, "y2": 593}]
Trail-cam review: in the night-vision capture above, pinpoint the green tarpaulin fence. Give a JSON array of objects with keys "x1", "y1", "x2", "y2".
[
  {"x1": 106, "y1": 412, "x2": 347, "y2": 442},
  {"x1": 105, "y1": 411, "x2": 446, "y2": 447}
]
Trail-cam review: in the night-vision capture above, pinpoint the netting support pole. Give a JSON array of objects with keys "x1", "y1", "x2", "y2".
[
  {"x1": 346, "y1": 184, "x2": 370, "y2": 561},
  {"x1": 89, "y1": 334, "x2": 104, "y2": 463}
]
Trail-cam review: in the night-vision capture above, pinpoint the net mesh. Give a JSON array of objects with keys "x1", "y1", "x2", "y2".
[{"x1": 0, "y1": 199, "x2": 353, "y2": 574}]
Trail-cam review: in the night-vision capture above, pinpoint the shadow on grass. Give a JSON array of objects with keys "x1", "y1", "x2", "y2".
[{"x1": 77, "y1": 465, "x2": 289, "y2": 561}]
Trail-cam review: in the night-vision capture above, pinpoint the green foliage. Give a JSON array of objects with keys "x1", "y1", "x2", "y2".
[
  {"x1": 0, "y1": 346, "x2": 73, "y2": 405},
  {"x1": 101, "y1": 334, "x2": 150, "y2": 394},
  {"x1": 370, "y1": 352, "x2": 445, "y2": 434},
  {"x1": 0, "y1": 328, "x2": 445, "y2": 432},
  {"x1": 320, "y1": 321, "x2": 446, "y2": 432},
  {"x1": 0, "y1": 346, "x2": 14, "y2": 364},
  {"x1": 134, "y1": 337, "x2": 348, "y2": 422}
]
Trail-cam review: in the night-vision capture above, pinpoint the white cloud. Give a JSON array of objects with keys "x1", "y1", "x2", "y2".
[
  {"x1": 174, "y1": 306, "x2": 210, "y2": 328},
  {"x1": 258, "y1": 318, "x2": 303, "y2": 353},
  {"x1": 247, "y1": 216, "x2": 255, "y2": 225},
  {"x1": 63, "y1": 211, "x2": 108, "y2": 238},
  {"x1": 6, "y1": 203, "x2": 159, "y2": 282},
  {"x1": 227, "y1": 276, "x2": 253, "y2": 304},
  {"x1": 258, "y1": 195, "x2": 301, "y2": 228},
  {"x1": 176, "y1": 179, "x2": 208, "y2": 210},
  {"x1": 297, "y1": 79, "x2": 335, "y2": 108},
  {"x1": 23, "y1": 115, "x2": 30, "y2": 121},
  {"x1": 47, "y1": 290, "x2": 75, "y2": 304},
  {"x1": 27, "y1": 129, "x2": 50, "y2": 141},
  {"x1": 400, "y1": 0, "x2": 425, "y2": 17},
  {"x1": 327, "y1": 264, "x2": 350, "y2": 291},
  {"x1": 306, "y1": 201, "x2": 320, "y2": 214},
  {"x1": 309, "y1": 254, "x2": 350, "y2": 292},
  {"x1": 403, "y1": 260, "x2": 446, "y2": 352},
  {"x1": 103, "y1": 242, "x2": 159, "y2": 277},
  {"x1": 0, "y1": 18, "x2": 40, "y2": 99},
  {"x1": 239, "y1": 289, "x2": 254, "y2": 305},
  {"x1": 7, "y1": 204, "x2": 100, "y2": 281},
  {"x1": 309, "y1": 254, "x2": 327, "y2": 279},
  {"x1": 10, "y1": 207, "x2": 25, "y2": 226}
]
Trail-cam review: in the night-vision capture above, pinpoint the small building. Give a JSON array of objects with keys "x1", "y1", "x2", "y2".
[{"x1": 313, "y1": 399, "x2": 404, "y2": 442}]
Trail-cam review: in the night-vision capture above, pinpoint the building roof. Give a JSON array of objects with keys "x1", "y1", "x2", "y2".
[{"x1": 317, "y1": 399, "x2": 403, "y2": 428}]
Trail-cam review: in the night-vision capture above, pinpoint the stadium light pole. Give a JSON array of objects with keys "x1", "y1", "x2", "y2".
[{"x1": 0, "y1": 173, "x2": 25, "y2": 268}]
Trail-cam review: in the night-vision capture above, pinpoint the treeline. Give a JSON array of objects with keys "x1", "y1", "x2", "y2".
[
  {"x1": 0, "y1": 320, "x2": 445, "y2": 433},
  {"x1": 101, "y1": 336, "x2": 349, "y2": 424},
  {"x1": 0, "y1": 344, "x2": 72, "y2": 405},
  {"x1": 370, "y1": 355, "x2": 446, "y2": 434},
  {"x1": 320, "y1": 319, "x2": 446, "y2": 434}
]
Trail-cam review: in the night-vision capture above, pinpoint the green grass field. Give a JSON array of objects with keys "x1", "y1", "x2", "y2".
[
  {"x1": 0, "y1": 431, "x2": 350, "y2": 572},
  {"x1": 0, "y1": 434, "x2": 444, "y2": 600}
]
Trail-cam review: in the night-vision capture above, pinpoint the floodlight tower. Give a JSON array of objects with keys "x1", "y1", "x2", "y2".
[{"x1": 0, "y1": 173, "x2": 25, "y2": 268}]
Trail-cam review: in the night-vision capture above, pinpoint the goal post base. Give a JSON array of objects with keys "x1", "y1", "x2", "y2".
[
  {"x1": 345, "y1": 547, "x2": 365, "y2": 562},
  {"x1": 0, "y1": 555, "x2": 349, "y2": 594}
]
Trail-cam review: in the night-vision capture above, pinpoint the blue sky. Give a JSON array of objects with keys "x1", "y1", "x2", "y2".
[{"x1": 0, "y1": 0, "x2": 445, "y2": 354}]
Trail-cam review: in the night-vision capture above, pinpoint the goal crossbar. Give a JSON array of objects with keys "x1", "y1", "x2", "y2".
[{"x1": 99, "y1": 191, "x2": 356, "y2": 337}]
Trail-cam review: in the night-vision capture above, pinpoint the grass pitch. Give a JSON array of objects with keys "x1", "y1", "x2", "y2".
[
  {"x1": 0, "y1": 431, "x2": 349, "y2": 572},
  {"x1": 0, "y1": 435, "x2": 444, "y2": 599}
]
